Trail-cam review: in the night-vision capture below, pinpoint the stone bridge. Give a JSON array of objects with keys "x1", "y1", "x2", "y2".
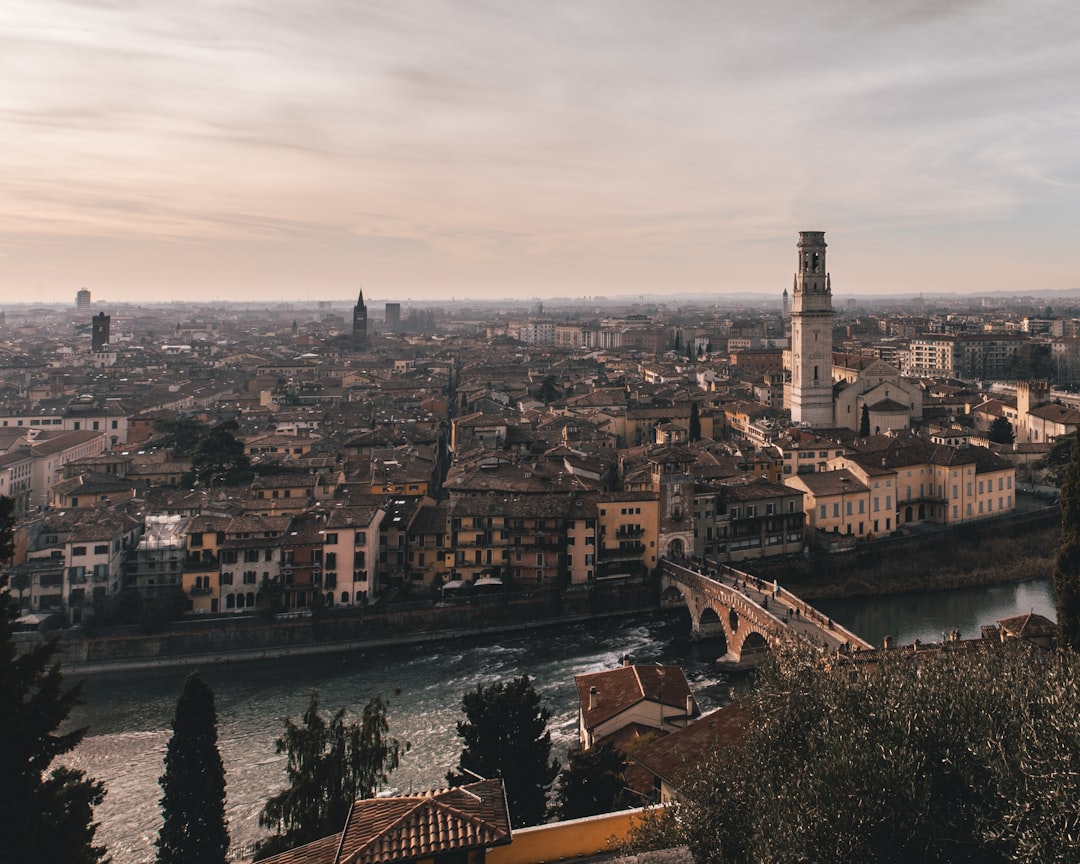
[{"x1": 660, "y1": 559, "x2": 873, "y2": 668}]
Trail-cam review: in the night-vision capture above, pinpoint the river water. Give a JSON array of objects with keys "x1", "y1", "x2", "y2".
[{"x1": 68, "y1": 577, "x2": 1057, "y2": 863}]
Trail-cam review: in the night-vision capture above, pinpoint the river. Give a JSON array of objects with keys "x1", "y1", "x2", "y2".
[{"x1": 67, "y1": 577, "x2": 1057, "y2": 863}]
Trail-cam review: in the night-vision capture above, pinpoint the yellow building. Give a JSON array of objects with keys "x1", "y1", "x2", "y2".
[
  {"x1": 784, "y1": 470, "x2": 873, "y2": 540},
  {"x1": 596, "y1": 492, "x2": 659, "y2": 579}
]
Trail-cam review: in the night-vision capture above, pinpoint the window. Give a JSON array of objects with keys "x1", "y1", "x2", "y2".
[
  {"x1": 325, "y1": 533, "x2": 338, "y2": 544},
  {"x1": 94, "y1": 544, "x2": 108, "y2": 555},
  {"x1": 72, "y1": 546, "x2": 86, "y2": 556},
  {"x1": 833, "y1": 503, "x2": 840, "y2": 517},
  {"x1": 820, "y1": 504, "x2": 827, "y2": 519}
]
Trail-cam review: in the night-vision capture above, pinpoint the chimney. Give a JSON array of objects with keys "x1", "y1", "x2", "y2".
[
  {"x1": 686, "y1": 694, "x2": 694, "y2": 717},
  {"x1": 883, "y1": 635, "x2": 893, "y2": 649},
  {"x1": 589, "y1": 686, "x2": 597, "y2": 711},
  {"x1": 622, "y1": 653, "x2": 632, "y2": 667}
]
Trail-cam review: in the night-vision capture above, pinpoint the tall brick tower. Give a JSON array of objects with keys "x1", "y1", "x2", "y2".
[
  {"x1": 353, "y1": 289, "x2": 368, "y2": 350},
  {"x1": 91, "y1": 311, "x2": 111, "y2": 352},
  {"x1": 784, "y1": 231, "x2": 834, "y2": 426}
]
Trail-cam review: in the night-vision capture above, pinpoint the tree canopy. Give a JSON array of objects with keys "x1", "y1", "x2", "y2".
[
  {"x1": 190, "y1": 421, "x2": 252, "y2": 487},
  {"x1": 554, "y1": 740, "x2": 630, "y2": 821},
  {"x1": 689, "y1": 402, "x2": 701, "y2": 442},
  {"x1": 1055, "y1": 429, "x2": 1080, "y2": 650},
  {"x1": 0, "y1": 494, "x2": 14, "y2": 566},
  {"x1": 156, "y1": 672, "x2": 229, "y2": 864},
  {"x1": 988, "y1": 415, "x2": 1016, "y2": 445},
  {"x1": 448, "y1": 676, "x2": 559, "y2": 828},
  {"x1": 629, "y1": 643, "x2": 1080, "y2": 864},
  {"x1": 0, "y1": 588, "x2": 108, "y2": 864},
  {"x1": 258, "y1": 691, "x2": 406, "y2": 856}
]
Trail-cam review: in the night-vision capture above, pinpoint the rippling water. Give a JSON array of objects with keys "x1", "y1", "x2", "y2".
[
  {"x1": 70, "y1": 612, "x2": 727, "y2": 863},
  {"x1": 69, "y1": 579, "x2": 1057, "y2": 863}
]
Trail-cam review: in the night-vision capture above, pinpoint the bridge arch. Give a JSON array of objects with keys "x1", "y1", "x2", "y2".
[{"x1": 664, "y1": 538, "x2": 687, "y2": 559}]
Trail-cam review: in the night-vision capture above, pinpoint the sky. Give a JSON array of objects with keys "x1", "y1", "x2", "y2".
[{"x1": 2, "y1": 0, "x2": 1079, "y2": 305}]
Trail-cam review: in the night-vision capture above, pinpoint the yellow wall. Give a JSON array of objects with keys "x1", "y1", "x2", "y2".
[{"x1": 486, "y1": 808, "x2": 651, "y2": 864}]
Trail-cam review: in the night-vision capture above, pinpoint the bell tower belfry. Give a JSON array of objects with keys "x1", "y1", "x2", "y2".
[{"x1": 784, "y1": 231, "x2": 834, "y2": 426}]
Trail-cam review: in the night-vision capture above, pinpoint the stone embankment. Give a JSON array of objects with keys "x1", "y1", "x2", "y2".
[
  {"x1": 21, "y1": 580, "x2": 657, "y2": 673},
  {"x1": 744, "y1": 506, "x2": 1059, "y2": 600}
]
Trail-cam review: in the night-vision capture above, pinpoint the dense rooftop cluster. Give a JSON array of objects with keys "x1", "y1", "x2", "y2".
[{"x1": 0, "y1": 287, "x2": 1074, "y2": 626}]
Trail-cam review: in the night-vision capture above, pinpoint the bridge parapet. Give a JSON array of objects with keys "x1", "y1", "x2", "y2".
[{"x1": 660, "y1": 559, "x2": 873, "y2": 664}]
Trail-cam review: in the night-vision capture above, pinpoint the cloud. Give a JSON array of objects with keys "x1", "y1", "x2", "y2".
[{"x1": 1, "y1": 0, "x2": 1078, "y2": 299}]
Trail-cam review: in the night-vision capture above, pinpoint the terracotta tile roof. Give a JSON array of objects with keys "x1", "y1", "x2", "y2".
[
  {"x1": 576, "y1": 665, "x2": 695, "y2": 731},
  {"x1": 997, "y1": 612, "x2": 1057, "y2": 639},
  {"x1": 625, "y1": 703, "x2": 749, "y2": 795},
  {"x1": 258, "y1": 781, "x2": 511, "y2": 864}
]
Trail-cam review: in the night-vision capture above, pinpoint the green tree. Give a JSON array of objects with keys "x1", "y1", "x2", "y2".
[
  {"x1": 0, "y1": 588, "x2": 108, "y2": 864},
  {"x1": 689, "y1": 402, "x2": 701, "y2": 442},
  {"x1": 1055, "y1": 429, "x2": 1080, "y2": 651},
  {"x1": 1038, "y1": 432, "x2": 1075, "y2": 486},
  {"x1": 151, "y1": 417, "x2": 208, "y2": 456},
  {"x1": 0, "y1": 494, "x2": 14, "y2": 566},
  {"x1": 629, "y1": 643, "x2": 1080, "y2": 864},
  {"x1": 258, "y1": 691, "x2": 406, "y2": 855},
  {"x1": 859, "y1": 403, "x2": 871, "y2": 437},
  {"x1": 535, "y1": 374, "x2": 562, "y2": 405},
  {"x1": 156, "y1": 672, "x2": 228, "y2": 864},
  {"x1": 988, "y1": 416, "x2": 1015, "y2": 445},
  {"x1": 448, "y1": 676, "x2": 559, "y2": 828},
  {"x1": 1008, "y1": 344, "x2": 1054, "y2": 381},
  {"x1": 191, "y1": 421, "x2": 251, "y2": 487},
  {"x1": 554, "y1": 741, "x2": 630, "y2": 820}
]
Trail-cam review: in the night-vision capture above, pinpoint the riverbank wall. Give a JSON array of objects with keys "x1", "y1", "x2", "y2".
[
  {"x1": 742, "y1": 505, "x2": 1060, "y2": 600},
  {"x1": 21, "y1": 579, "x2": 659, "y2": 674}
]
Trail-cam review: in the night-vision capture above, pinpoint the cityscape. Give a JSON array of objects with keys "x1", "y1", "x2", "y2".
[
  {"x1": 5, "y1": 0, "x2": 1080, "y2": 862},
  {"x1": 1, "y1": 230, "x2": 1079, "y2": 861}
]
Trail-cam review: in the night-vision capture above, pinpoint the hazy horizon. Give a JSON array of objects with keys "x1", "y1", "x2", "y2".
[{"x1": 4, "y1": 1, "x2": 1078, "y2": 303}]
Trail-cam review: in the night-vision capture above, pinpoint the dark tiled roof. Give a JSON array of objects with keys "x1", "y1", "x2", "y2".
[
  {"x1": 576, "y1": 665, "x2": 695, "y2": 731},
  {"x1": 258, "y1": 780, "x2": 511, "y2": 864},
  {"x1": 998, "y1": 612, "x2": 1056, "y2": 639},
  {"x1": 626, "y1": 702, "x2": 749, "y2": 794}
]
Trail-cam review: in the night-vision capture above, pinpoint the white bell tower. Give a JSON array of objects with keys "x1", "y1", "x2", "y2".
[{"x1": 785, "y1": 231, "x2": 834, "y2": 426}]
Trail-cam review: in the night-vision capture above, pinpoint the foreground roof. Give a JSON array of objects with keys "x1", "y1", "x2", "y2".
[{"x1": 260, "y1": 780, "x2": 512, "y2": 864}]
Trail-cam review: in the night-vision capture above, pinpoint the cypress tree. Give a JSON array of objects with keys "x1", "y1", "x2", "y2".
[
  {"x1": 1054, "y1": 430, "x2": 1080, "y2": 650},
  {"x1": 448, "y1": 676, "x2": 559, "y2": 827},
  {"x1": 156, "y1": 672, "x2": 229, "y2": 864},
  {"x1": 0, "y1": 588, "x2": 107, "y2": 864},
  {"x1": 689, "y1": 402, "x2": 701, "y2": 442},
  {"x1": 859, "y1": 403, "x2": 871, "y2": 437}
]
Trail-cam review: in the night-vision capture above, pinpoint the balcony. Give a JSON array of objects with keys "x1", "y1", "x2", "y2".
[{"x1": 615, "y1": 526, "x2": 645, "y2": 539}]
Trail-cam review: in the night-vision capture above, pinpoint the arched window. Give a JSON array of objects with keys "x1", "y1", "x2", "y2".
[
  {"x1": 227, "y1": 594, "x2": 236, "y2": 609},
  {"x1": 341, "y1": 591, "x2": 349, "y2": 604},
  {"x1": 326, "y1": 592, "x2": 334, "y2": 607},
  {"x1": 246, "y1": 592, "x2": 255, "y2": 607}
]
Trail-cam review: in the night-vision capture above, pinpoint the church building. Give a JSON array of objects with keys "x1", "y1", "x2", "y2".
[{"x1": 783, "y1": 231, "x2": 921, "y2": 433}]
